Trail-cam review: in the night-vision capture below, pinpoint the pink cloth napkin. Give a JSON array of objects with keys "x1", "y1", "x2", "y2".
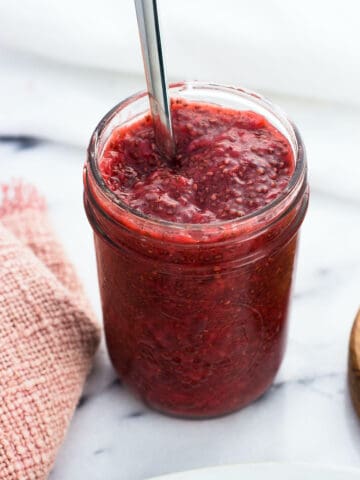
[{"x1": 0, "y1": 183, "x2": 100, "y2": 479}]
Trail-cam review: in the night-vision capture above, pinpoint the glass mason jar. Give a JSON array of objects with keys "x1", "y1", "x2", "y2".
[{"x1": 84, "y1": 81, "x2": 309, "y2": 418}]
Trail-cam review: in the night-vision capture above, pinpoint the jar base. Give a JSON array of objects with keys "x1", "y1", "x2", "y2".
[{"x1": 113, "y1": 372, "x2": 278, "y2": 420}]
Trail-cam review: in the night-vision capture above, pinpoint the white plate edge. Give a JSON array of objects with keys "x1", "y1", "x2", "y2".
[{"x1": 146, "y1": 462, "x2": 360, "y2": 480}]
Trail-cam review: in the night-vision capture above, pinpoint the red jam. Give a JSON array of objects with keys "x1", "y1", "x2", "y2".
[
  {"x1": 100, "y1": 100, "x2": 294, "y2": 223},
  {"x1": 85, "y1": 94, "x2": 307, "y2": 418}
]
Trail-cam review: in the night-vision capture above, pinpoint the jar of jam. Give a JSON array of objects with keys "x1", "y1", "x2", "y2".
[{"x1": 84, "y1": 82, "x2": 309, "y2": 418}]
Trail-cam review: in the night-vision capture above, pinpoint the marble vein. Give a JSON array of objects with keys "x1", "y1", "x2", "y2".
[{"x1": 0, "y1": 134, "x2": 43, "y2": 150}]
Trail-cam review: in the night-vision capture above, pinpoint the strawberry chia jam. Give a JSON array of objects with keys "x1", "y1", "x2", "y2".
[{"x1": 84, "y1": 82, "x2": 309, "y2": 418}]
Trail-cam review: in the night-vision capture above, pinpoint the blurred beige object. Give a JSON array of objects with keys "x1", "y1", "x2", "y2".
[
  {"x1": 349, "y1": 309, "x2": 360, "y2": 418},
  {"x1": 0, "y1": 183, "x2": 100, "y2": 479}
]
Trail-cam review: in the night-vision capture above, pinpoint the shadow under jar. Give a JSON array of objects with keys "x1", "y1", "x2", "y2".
[{"x1": 84, "y1": 82, "x2": 309, "y2": 418}]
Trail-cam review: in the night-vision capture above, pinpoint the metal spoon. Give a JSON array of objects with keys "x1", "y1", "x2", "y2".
[{"x1": 134, "y1": 0, "x2": 176, "y2": 159}]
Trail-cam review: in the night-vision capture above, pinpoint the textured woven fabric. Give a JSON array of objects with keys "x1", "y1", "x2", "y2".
[{"x1": 0, "y1": 183, "x2": 100, "y2": 479}]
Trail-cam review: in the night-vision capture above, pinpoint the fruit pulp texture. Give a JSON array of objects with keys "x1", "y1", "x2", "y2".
[
  {"x1": 96, "y1": 99, "x2": 297, "y2": 417},
  {"x1": 100, "y1": 100, "x2": 294, "y2": 222}
]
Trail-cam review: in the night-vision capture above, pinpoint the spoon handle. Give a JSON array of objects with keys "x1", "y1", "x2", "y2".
[{"x1": 134, "y1": 0, "x2": 175, "y2": 158}]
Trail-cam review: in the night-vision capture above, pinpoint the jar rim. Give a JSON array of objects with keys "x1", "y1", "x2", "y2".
[{"x1": 87, "y1": 81, "x2": 307, "y2": 235}]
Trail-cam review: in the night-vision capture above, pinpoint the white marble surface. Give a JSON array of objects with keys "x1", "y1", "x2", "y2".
[{"x1": 1, "y1": 93, "x2": 360, "y2": 480}]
